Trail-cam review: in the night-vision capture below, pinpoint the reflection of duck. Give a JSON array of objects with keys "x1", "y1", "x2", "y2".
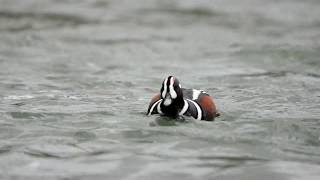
[{"x1": 147, "y1": 76, "x2": 219, "y2": 121}]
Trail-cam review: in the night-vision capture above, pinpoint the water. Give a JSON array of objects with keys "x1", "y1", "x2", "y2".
[{"x1": 1, "y1": 0, "x2": 320, "y2": 179}]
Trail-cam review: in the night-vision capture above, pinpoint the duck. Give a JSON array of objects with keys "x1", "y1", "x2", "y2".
[{"x1": 147, "y1": 76, "x2": 219, "y2": 121}]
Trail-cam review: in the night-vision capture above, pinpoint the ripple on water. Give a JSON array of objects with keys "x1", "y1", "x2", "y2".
[
  {"x1": 0, "y1": 11, "x2": 98, "y2": 32},
  {"x1": 24, "y1": 144, "x2": 86, "y2": 159},
  {"x1": 193, "y1": 154, "x2": 267, "y2": 170},
  {"x1": 9, "y1": 112, "x2": 45, "y2": 119},
  {"x1": 0, "y1": 145, "x2": 14, "y2": 155},
  {"x1": 4, "y1": 95, "x2": 34, "y2": 100},
  {"x1": 2, "y1": 83, "x2": 28, "y2": 90},
  {"x1": 74, "y1": 131, "x2": 97, "y2": 142},
  {"x1": 0, "y1": 125, "x2": 23, "y2": 140},
  {"x1": 149, "y1": 116, "x2": 181, "y2": 127}
]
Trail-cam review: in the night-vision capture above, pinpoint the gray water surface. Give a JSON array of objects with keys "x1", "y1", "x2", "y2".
[{"x1": 1, "y1": 0, "x2": 320, "y2": 179}]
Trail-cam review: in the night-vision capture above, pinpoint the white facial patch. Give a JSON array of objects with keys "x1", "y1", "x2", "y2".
[
  {"x1": 169, "y1": 77, "x2": 177, "y2": 99},
  {"x1": 163, "y1": 94, "x2": 172, "y2": 106},
  {"x1": 161, "y1": 76, "x2": 178, "y2": 106},
  {"x1": 161, "y1": 78, "x2": 168, "y2": 98}
]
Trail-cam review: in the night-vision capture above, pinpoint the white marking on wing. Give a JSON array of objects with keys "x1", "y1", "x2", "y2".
[
  {"x1": 187, "y1": 99, "x2": 202, "y2": 120},
  {"x1": 192, "y1": 89, "x2": 202, "y2": 100}
]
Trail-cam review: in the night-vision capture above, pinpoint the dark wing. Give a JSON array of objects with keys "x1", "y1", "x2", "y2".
[{"x1": 182, "y1": 88, "x2": 194, "y2": 100}]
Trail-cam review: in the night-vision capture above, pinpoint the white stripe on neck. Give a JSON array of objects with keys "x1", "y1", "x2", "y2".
[{"x1": 179, "y1": 100, "x2": 189, "y2": 116}]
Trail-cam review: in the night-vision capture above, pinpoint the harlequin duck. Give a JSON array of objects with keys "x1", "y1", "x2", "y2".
[{"x1": 147, "y1": 76, "x2": 219, "y2": 121}]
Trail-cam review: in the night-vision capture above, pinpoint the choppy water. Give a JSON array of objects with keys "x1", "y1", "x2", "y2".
[{"x1": 1, "y1": 0, "x2": 320, "y2": 179}]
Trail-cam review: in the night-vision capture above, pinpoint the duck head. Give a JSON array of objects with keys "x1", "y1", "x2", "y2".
[{"x1": 160, "y1": 76, "x2": 184, "y2": 107}]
